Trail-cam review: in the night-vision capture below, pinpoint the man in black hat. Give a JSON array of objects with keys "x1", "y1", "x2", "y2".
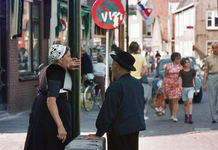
[{"x1": 83, "y1": 51, "x2": 146, "y2": 150}]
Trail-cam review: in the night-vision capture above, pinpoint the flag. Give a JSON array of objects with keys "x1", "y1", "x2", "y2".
[{"x1": 138, "y1": 0, "x2": 154, "y2": 25}]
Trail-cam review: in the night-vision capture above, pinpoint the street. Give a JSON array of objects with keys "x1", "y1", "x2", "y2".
[
  {"x1": 81, "y1": 72, "x2": 218, "y2": 137},
  {"x1": 140, "y1": 72, "x2": 218, "y2": 137},
  {"x1": 0, "y1": 71, "x2": 218, "y2": 150}
]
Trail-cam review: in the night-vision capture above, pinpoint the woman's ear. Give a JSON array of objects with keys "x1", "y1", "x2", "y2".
[{"x1": 58, "y1": 58, "x2": 63, "y2": 64}]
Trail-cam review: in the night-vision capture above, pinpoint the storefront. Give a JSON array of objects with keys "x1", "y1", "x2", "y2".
[
  {"x1": 0, "y1": 0, "x2": 94, "y2": 114},
  {"x1": 0, "y1": 0, "x2": 50, "y2": 114},
  {"x1": 0, "y1": 0, "x2": 113, "y2": 114}
]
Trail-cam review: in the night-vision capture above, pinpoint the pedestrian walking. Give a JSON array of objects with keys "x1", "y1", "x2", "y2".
[
  {"x1": 151, "y1": 56, "x2": 155, "y2": 72},
  {"x1": 83, "y1": 51, "x2": 146, "y2": 150},
  {"x1": 93, "y1": 54, "x2": 106, "y2": 103},
  {"x1": 203, "y1": 42, "x2": 218, "y2": 123},
  {"x1": 81, "y1": 45, "x2": 93, "y2": 87},
  {"x1": 104, "y1": 44, "x2": 117, "y2": 84},
  {"x1": 158, "y1": 52, "x2": 183, "y2": 122},
  {"x1": 145, "y1": 51, "x2": 151, "y2": 76},
  {"x1": 155, "y1": 51, "x2": 161, "y2": 63},
  {"x1": 114, "y1": 46, "x2": 123, "y2": 55},
  {"x1": 179, "y1": 58, "x2": 197, "y2": 124},
  {"x1": 24, "y1": 44, "x2": 81, "y2": 150},
  {"x1": 129, "y1": 41, "x2": 147, "y2": 82}
]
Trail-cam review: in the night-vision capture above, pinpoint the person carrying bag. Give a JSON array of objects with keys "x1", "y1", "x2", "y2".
[{"x1": 151, "y1": 91, "x2": 166, "y2": 116}]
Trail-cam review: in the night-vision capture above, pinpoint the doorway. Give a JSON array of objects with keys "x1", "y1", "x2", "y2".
[{"x1": 0, "y1": 0, "x2": 7, "y2": 112}]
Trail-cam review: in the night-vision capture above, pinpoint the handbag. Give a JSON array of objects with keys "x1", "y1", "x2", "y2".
[
  {"x1": 141, "y1": 74, "x2": 148, "y2": 84},
  {"x1": 151, "y1": 92, "x2": 158, "y2": 109},
  {"x1": 151, "y1": 91, "x2": 166, "y2": 116}
]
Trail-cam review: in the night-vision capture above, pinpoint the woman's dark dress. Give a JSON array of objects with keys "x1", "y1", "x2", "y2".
[{"x1": 24, "y1": 64, "x2": 72, "y2": 150}]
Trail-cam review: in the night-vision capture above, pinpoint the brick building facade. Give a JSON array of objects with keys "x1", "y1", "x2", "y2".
[
  {"x1": 0, "y1": 0, "x2": 50, "y2": 114},
  {"x1": 151, "y1": 0, "x2": 180, "y2": 56},
  {"x1": 0, "y1": 0, "x2": 119, "y2": 114}
]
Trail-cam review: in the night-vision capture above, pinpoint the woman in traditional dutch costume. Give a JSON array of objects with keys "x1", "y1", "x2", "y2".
[{"x1": 24, "y1": 44, "x2": 80, "y2": 150}]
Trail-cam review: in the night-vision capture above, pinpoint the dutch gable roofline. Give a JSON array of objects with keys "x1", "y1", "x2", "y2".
[{"x1": 173, "y1": 2, "x2": 194, "y2": 13}]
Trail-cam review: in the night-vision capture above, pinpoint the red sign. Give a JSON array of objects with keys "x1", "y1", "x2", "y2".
[
  {"x1": 187, "y1": 26, "x2": 194, "y2": 29},
  {"x1": 91, "y1": 0, "x2": 125, "y2": 29}
]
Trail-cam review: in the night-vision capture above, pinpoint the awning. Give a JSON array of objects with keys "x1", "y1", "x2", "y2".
[
  {"x1": 56, "y1": 2, "x2": 92, "y2": 39},
  {"x1": 81, "y1": 7, "x2": 92, "y2": 40},
  {"x1": 10, "y1": 0, "x2": 23, "y2": 39}
]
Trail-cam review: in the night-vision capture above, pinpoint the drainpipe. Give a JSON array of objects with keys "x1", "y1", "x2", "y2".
[{"x1": 126, "y1": 0, "x2": 129, "y2": 52}]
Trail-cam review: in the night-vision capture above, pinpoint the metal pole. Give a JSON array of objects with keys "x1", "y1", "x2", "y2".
[
  {"x1": 105, "y1": 30, "x2": 110, "y2": 89},
  {"x1": 126, "y1": 0, "x2": 129, "y2": 52},
  {"x1": 50, "y1": 0, "x2": 57, "y2": 45},
  {"x1": 68, "y1": 0, "x2": 81, "y2": 139}
]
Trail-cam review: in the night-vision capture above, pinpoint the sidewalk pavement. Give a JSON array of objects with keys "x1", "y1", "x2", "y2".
[
  {"x1": 139, "y1": 131, "x2": 218, "y2": 150},
  {"x1": 0, "y1": 110, "x2": 218, "y2": 150}
]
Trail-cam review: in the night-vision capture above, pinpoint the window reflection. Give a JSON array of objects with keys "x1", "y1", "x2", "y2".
[
  {"x1": 208, "y1": 12, "x2": 212, "y2": 27},
  {"x1": 33, "y1": 5, "x2": 39, "y2": 19},
  {"x1": 18, "y1": 2, "x2": 40, "y2": 74},
  {"x1": 18, "y1": 2, "x2": 31, "y2": 72},
  {"x1": 215, "y1": 17, "x2": 218, "y2": 27},
  {"x1": 33, "y1": 24, "x2": 39, "y2": 70},
  {"x1": 208, "y1": 20, "x2": 211, "y2": 27}
]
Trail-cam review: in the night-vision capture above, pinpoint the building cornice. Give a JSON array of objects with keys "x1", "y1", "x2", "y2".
[{"x1": 173, "y1": 3, "x2": 194, "y2": 13}]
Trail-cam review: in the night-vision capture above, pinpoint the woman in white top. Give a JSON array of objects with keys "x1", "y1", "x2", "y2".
[
  {"x1": 145, "y1": 52, "x2": 151, "y2": 76},
  {"x1": 93, "y1": 54, "x2": 106, "y2": 103}
]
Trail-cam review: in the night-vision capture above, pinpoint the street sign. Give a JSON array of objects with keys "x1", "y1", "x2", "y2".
[
  {"x1": 91, "y1": 0, "x2": 125, "y2": 29},
  {"x1": 129, "y1": 5, "x2": 137, "y2": 15}
]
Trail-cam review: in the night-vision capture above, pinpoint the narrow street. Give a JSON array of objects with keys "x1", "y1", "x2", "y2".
[
  {"x1": 0, "y1": 71, "x2": 218, "y2": 150},
  {"x1": 1, "y1": 0, "x2": 218, "y2": 149},
  {"x1": 81, "y1": 71, "x2": 218, "y2": 137}
]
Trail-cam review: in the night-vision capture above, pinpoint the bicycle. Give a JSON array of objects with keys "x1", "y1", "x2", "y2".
[
  {"x1": 83, "y1": 73, "x2": 102, "y2": 111},
  {"x1": 34, "y1": 63, "x2": 44, "y2": 96}
]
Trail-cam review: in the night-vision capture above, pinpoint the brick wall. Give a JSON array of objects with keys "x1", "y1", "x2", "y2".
[
  {"x1": 6, "y1": 0, "x2": 49, "y2": 114},
  {"x1": 152, "y1": 0, "x2": 180, "y2": 41}
]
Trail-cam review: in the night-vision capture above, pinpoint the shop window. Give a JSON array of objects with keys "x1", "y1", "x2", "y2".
[
  {"x1": 206, "y1": 11, "x2": 218, "y2": 29},
  {"x1": 18, "y1": 1, "x2": 40, "y2": 76},
  {"x1": 55, "y1": 6, "x2": 68, "y2": 45},
  {"x1": 33, "y1": 23, "x2": 39, "y2": 70},
  {"x1": 146, "y1": 24, "x2": 152, "y2": 37}
]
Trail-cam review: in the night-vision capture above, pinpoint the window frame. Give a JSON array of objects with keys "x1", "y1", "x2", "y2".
[
  {"x1": 18, "y1": 1, "x2": 41, "y2": 80},
  {"x1": 206, "y1": 11, "x2": 218, "y2": 30},
  {"x1": 32, "y1": 2, "x2": 40, "y2": 72}
]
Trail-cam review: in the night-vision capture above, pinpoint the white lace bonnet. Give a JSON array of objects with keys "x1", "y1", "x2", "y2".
[{"x1": 49, "y1": 44, "x2": 66, "y2": 60}]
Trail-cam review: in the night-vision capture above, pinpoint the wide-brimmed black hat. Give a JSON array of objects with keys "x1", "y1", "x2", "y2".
[{"x1": 111, "y1": 51, "x2": 136, "y2": 71}]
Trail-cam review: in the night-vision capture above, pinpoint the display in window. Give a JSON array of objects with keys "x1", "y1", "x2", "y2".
[
  {"x1": 18, "y1": 47, "x2": 28, "y2": 69},
  {"x1": 18, "y1": 2, "x2": 31, "y2": 73}
]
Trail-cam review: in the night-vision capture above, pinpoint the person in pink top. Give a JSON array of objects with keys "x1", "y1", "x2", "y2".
[{"x1": 158, "y1": 52, "x2": 183, "y2": 122}]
